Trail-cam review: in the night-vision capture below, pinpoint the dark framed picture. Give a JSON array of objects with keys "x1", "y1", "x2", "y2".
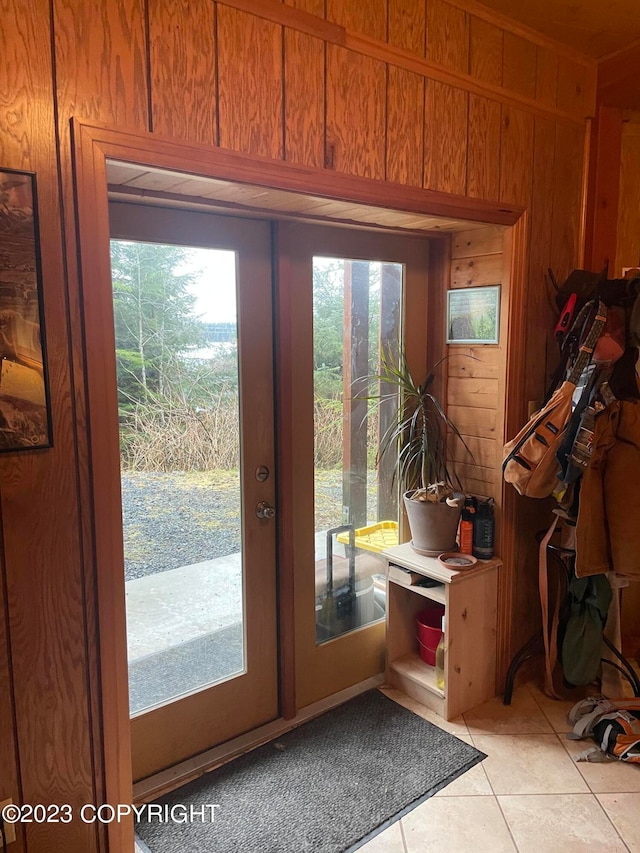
[
  {"x1": 446, "y1": 284, "x2": 501, "y2": 345},
  {"x1": 0, "y1": 168, "x2": 52, "y2": 451}
]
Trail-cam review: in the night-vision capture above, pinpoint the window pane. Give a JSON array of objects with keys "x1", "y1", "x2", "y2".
[
  {"x1": 313, "y1": 258, "x2": 403, "y2": 643},
  {"x1": 110, "y1": 240, "x2": 245, "y2": 714}
]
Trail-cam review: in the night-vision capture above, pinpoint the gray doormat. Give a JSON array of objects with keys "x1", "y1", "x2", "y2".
[{"x1": 135, "y1": 689, "x2": 485, "y2": 853}]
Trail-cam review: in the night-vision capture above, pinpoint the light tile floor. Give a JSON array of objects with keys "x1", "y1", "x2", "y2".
[{"x1": 362, "y1": 681, "x2": 640, "y2": 853}]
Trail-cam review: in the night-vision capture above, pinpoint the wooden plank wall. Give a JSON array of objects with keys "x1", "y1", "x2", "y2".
[
  {"x1": 447, "y1": 226, "x2": 505, "y2": 504},
  {"x1": 615, "y1": 115, "x2": 640, "y2": 275},
  {"x1": 0, "y1": 1, "x2": 594, "y2": 849},
  {"x1": 612, "y1": 114, "x2": 640, "y2": 653}
]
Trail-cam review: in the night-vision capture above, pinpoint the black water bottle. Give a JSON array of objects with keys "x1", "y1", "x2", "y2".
[{"x1": 473, "y1": 498, "x2": 495, "y2": 559}]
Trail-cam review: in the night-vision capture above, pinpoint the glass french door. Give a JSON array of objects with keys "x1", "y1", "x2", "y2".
[
  {"x1": 277, "y1": 223, "x2": 431, "y2": 709},
  {"x1": 109, "y1": 203, "x2": 278, "y2": 781}
]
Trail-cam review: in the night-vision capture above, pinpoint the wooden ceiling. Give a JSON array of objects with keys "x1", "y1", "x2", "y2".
[
  {"x1": 477, "y1": 0, "x2": 640, "y2": 59},
  {"x1": 106, "y1": 162, "x2": 494, "y2": 235}
]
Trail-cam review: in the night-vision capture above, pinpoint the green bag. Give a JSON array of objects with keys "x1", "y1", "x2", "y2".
[{"x1": 561, "y1": 574, "x2": 612, "y2": 686}]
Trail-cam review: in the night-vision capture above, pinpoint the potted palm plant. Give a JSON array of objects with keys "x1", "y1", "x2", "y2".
[{"x1": 370, "y1": 348, "x2": 471, "y2": 556}]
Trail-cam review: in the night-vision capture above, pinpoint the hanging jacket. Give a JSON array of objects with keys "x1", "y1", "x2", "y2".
[
  {"x1": 576, "y1": 394, "x2": 640, "y2": 580},
  {"x1": 562, "y1": 574, "x2": 612, "y2": 686}
]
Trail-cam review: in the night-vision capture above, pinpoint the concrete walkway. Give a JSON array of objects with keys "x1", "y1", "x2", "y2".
[{"x1": 126, "y1": 553, "x2": 243, "y2": 662}]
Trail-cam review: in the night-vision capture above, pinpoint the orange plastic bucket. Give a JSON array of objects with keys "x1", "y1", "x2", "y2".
[{"x1": 416, "y1": 606, "x2": 445, "y2": 666}]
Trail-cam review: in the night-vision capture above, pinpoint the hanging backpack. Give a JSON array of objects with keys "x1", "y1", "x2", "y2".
[
  {"x1": 502, "y1": 300, "x2": 607, "y2": 498},
  {"x1": 568, "y1": 697, "x2": 640, "y2": 763}
]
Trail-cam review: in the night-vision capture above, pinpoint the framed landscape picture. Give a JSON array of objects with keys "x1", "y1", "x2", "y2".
[
  {"x1": 446, "y1": 284, "x2": 500, "y2": 345},
  {"x1": 0, "y1": 168, "x2": 52, "y2": 451}
]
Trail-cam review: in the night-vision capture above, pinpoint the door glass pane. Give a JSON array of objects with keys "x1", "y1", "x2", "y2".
[
  {"x1": 313, "y1": 258, "x2": 403, "y2": 643},
  {"x1": 110, "y1": 240, "x2": 244, "y2": 714}
]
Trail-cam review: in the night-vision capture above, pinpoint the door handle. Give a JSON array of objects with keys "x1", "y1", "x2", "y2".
[{"x1": 255, "y1": 501, "x2": 276, "y2": 520}]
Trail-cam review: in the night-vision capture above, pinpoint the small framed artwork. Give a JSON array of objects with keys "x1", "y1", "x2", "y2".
[
  {"x1": 0, "y1": 168, "x2": 53, "y2": 451},
  {"x1": 446, "y1": 284, "x2": 501, "y2": 345}
]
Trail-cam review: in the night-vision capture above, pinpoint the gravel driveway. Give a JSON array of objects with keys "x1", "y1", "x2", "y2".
[{"x1": 122, "y1": 470, "x2": 383, "y2": 582}]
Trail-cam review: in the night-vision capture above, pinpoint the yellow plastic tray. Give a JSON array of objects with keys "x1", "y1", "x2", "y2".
[{"x1": 337, "y1": 521, "x2": 399, "y2": 554}]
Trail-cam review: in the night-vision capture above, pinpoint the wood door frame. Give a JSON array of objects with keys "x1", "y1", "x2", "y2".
[
  {"x1": 108, "y1": 202, "x2": 279, "y2": 782},
  {"x1": 71, "y1": 119, "x2": 527, "y2": 831},
  {"x1": 276, "y1": 222, "x2": 433, "y2": 709}
]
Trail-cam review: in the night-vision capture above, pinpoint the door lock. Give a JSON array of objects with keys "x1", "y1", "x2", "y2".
[{"x1": 255, "y1": 501, "x2": 276, "y2": 519}]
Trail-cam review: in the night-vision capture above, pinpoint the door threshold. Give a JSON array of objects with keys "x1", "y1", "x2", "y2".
[{"x1": 133, "y1": 674, "x2": 384, "y2": 804}]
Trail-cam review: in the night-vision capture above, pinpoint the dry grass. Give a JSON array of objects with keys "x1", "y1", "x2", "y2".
[{"x1": 120, "y1": 396, "x2": 379, "y2": 472}]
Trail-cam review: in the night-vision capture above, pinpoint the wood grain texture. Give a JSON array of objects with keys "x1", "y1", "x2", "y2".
[
  {"x1": 217, "y1": 6, "x2": 283, "y2": 158},
  {"x1": 424, "y1": 80, "x2": 468, "y2": 195},
  {"x1": 386, "y1": 66, "x2": 424, "y2": 186},
  {"x1": 284, "y1": 29, "x2": 325, "y2": 168},
  {"x1": 448, "y1": 347, "x2": 500, "y2": 379},
  {"x1": 326, "y1": 45, "x2": 386, "y2": 179},
  {"x1": 469, "y1": 15, "x2": 503, "y2": 85},
  {"x1": 0, "y1": 535, "x2": 22, "y2": 852},
  {"x1": 327, "y1": 0, "x2": 387, "y2": 40},
  {"x1": 388, "y1": 0, "x2": 426, "y2": 55},
  {"x1": 467, "y1": 94, "x2": 501, "y2": 200},
  {"x1": 550, "y1": 122, "x2": 585, "y2": 284},
  {"x1": 227, "y1": 0, "x2": 345, "y2": 43},
  {"x1": 499, "y1": 105, "x2": 534, "y2": 207},
  {"x1": 535, "y1": 44, "x2": 558, "y2": 106},
  {"x1": 502, "y1": 32, "x2": 537, "y2": 100},
  {"x1": 587, "y1": 106, "x2": 623, "y2": 273},
  {"x1": 556, "y1": 55, "x2": 586, "y2": 117},
  {"x1": 525, "y1": 118, "x2": 557, "y2": 405},
  {"x1": 148, "y1": 0, "x2": 216, "y2": 144},
  {"x1": 452, "y1": 226, "x2": 505, "y2": 258},
  {"x1": 449, "y1": 433, "x2": 497, "y2": 468},
  {"x1": 284, "y1": 0, "x2": 324, "y2": 14},
  {"x1": 447, "y1": 376, "x2": 500, "y2": 409},
  {"x1": 447, "y1": 402, "x2": 496, "y2": 438},
  {"x1": 1, "y1": 3, "x2": 106, "y2": 850},
  {"x1": 426, "y1": 0, "x2": 469, "y2": 73},
  {"x1": 598, "y1": 43, "x2": 640, "y2": 111},
  {"x1": 53, "y1": 0, "x2": 148, "y2": 129},
  {"x1": 450, "y1": 253, "x2": 503, "y2": 288},
  {"x1": 615, "y1": 123, "x2": 640, "y2": 272}
]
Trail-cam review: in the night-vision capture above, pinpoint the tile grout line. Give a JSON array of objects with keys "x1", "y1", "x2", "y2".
[
  {"x1": 589, "y1": 793, "x2": 633, "y2": 853},
  {"x1": 398, "y1": 814, "x2": 409, "y2": 853}
]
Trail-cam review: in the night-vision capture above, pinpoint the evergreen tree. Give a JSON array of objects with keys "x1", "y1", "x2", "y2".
[{"x1": 110, "y1": 240, "x2": 207, "y2": 407}]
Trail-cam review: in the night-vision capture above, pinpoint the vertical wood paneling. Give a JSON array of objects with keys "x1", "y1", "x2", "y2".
[
  {"x1": 388, "y1": 0, "x2": 426, "y2": 55},
  {"x1": 551, "y1": 123, "x2": 585, "y2": 284},
  {"x1": 587, "y1": 106, "x2": 623, "y2": 273},
  {"x1": 386, "y1": 66, "x2": 424, "y2": 186},
  {"x1": 556, "y1": 56, "x2": 585, "y2": 117},
  {"x1": 447, "y1": 227, "x2": 504, "y2": 501},
  {"x1": 284, "y1": 29, "x2": 325, "y2": 168},
  {"x1": 327, "y1": 0, "x2": 387, "y2": 40},
  {"x1": 535, "y1": 45, "x2": 558, "y2": 107},
  {"x1": 53, "y1": 4, "x2": 149, "y2": 847},
  {"x1": 217, "y1": 7, "x2": 284, "y2": 159},
  {"x1": 526, "y1": 118, "x2": 556, "y2": 404},
  {"x1": 53, "y1": 0, "x2": 148, "y2": 128},
  {"x1": 502, "y1": 32, "x2": 537, "y2": 100},
  {"x1": 616, "y1": 125, "x2": 640, "y2": 273},
  {"x1": 467, "y1": 95, "x2": 501, "y2": 200},
  {"x1": 148, "y1": 0, "x2": 216, "y2": 144},
  {"x1": 0, "y1": 2, "x2": 595, "y2": 846},
  {"x1": 0, "y1": 532, "x2": 21, "y2": 852},
  {"x1": 326, "y1": 46, "x2": 386, "y2": 179},
  {"x1": 284, "y1": 0, "x2": 324, "y2": 14},
  {"x1": 426, "y1": 0, "x2": 469, "y2": 73},
  {"x1": 499, "y1": 106, "x2": 534, "y2": 207},
  {"x1": 1, "y1": 1, "x2": 104, "y2": 850},
  {"x1": 424, "y1": 81, "x2": 468, "y2": 195},
  {"x1": 469, "y1": 16, "x2": 503, "y2": 86}
]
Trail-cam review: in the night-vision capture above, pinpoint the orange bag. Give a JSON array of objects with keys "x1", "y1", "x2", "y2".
[{"x1": 502, "y1": 301, "x2": 607, "y2": 498}]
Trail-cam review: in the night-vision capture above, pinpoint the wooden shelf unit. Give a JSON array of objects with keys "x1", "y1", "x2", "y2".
[{"x1": 383, "y1": 543, "x2": 500, "y2": 721}]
